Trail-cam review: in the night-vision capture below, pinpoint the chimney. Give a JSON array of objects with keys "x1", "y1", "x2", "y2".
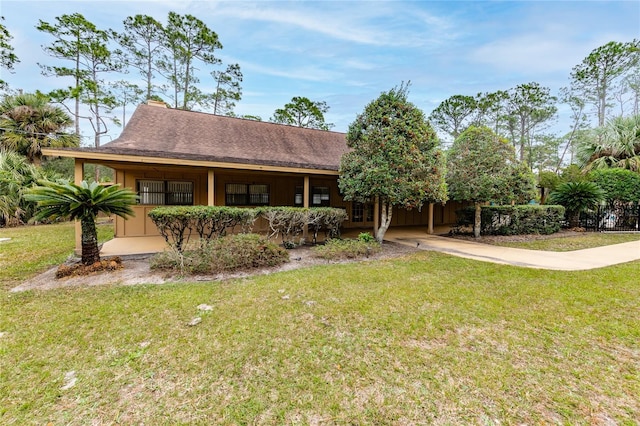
[{"x1": 147, "y1": 100, "x2": 167, "y2": 108}]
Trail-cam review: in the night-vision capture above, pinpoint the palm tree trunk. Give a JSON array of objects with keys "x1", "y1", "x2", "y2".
[{"x1": 80, "y1": 216, "x2": 100, "y2": 265}]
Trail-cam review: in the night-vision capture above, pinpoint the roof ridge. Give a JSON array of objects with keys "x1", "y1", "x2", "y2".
[{"x1": 137, "y1": 103, "x2": 346, "y2": 135}]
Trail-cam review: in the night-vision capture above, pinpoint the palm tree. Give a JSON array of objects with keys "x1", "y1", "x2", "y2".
[
  {"x1": 577, "y1": 114, "x2": 640, "y2": 172},
  {"x1": 0, "y1": 93, "x2": 79, "y2": 166},
  {"x1": 0, "y1": 149, "x2": 44, "y2": 226},
  {"x1": 548, "y1": 181, "x2": 605, "y2": 228},
  {"x1": 25, "y1": 180, "x2": 137, "y2": 265}
]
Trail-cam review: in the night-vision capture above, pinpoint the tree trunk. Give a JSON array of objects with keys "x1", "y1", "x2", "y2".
[
  {"x1": 569, "y1": 211, "x2": 580, "y2": 229},
  {"x1": 473, "y1": 202, "x2": 482, "y2": 238},
  {"x1": 376, "y1": 201, "x2": 393, "y2": 243},
  {"x1": 80, "y1": 216, "x2": 100, "y2": 265}
]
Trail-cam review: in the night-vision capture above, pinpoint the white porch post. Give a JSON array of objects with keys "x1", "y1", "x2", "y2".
[
  {"x1": 208, "y1": 169, "x2": 215, "y2": 206},
  {"x1": 303, "y1": 175, "x2": 310, "y2": 240},
  {"x1": 74, "y1": 159, "x2": 84, "y2": 255}
]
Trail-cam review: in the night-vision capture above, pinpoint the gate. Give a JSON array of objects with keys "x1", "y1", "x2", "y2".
[{"x1": 580, "y1": 203, "x2": 640, "y2": 232}]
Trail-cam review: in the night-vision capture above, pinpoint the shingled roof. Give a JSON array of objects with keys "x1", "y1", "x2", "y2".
[{"x1": 94, "y1": 104, "x2": 349, "y2": 171}]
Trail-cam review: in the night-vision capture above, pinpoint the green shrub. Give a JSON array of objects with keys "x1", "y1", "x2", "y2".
[
  {"x1": 590, "y1": 168, "x2": 640, "y2": 206},
  {"x1": 260, "y1": 206, "x2": 348, "y2": 245},
  {"x1": 150, "y1": 233, "x2": 288, "y2": 274},
  {"x1": 260, "y1": 206, "x2": 308, "y2": 245},
  {"x1": 307, "y1": 207, "x2": 349, "y2": 242},
  {"x1": 358, "y1": 232, "x2": 376, "y2": 243},
  {"x1": 312, "y1": 238, "x2": 382, "y2": 260},
  {"x1": 455, "y1": 205, "x2": 566, "y2": 235},
  {"x1": 0, "y1": 149, "x2": 48, "y2": 226},
  {"x1": 548, "y1": 181, "x2": 605, "y2": 228},
  {"x1": 148, "y1": 206, "x2": 257, "y2": 252}
]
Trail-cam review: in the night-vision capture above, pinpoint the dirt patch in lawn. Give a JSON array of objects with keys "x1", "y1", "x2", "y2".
[{"x1": 11, "y1": 242, "x2": 419, "y2": 292}]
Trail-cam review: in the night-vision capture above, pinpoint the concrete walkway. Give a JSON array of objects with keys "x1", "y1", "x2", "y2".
[
  {"x1": 100, "y1": 228, "x2": 640, "y2": 271},
  {"x1": 385, "y1": 230, "x2": 640, "y2": 271}
]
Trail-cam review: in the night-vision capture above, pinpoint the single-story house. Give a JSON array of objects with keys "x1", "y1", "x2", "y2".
[{"x1": 42, "y1": 101, "x2": 465, "y2": 252}]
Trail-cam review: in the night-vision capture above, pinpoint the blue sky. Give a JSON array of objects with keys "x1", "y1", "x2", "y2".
[{"x1": 1, "y1": 0, "x2": 639, "y2": 145}]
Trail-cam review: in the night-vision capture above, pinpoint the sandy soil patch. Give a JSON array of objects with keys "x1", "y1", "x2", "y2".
[{"x1": 12, "y1": 242, "x2": 418, "y2": 292}]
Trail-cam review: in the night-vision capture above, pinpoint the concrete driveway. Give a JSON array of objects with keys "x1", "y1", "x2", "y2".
[{"x1": 384, "y1": 228, "x2": 640, "y2": 271}]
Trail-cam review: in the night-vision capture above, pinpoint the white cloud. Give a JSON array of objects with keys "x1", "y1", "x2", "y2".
[
  {"x1": 210, "y1": 1, "x2": 454, "y2": 48},
  {"x1": 238, "y1": 58, "x2": 340, "y2": 82},
  {"x1": 470, "y1": 35, "x2": 588, "y2": 75}
]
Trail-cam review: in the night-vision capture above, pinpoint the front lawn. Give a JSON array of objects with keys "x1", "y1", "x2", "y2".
[
  {"x1": 1, "y1": 225, "x2": 639, "y2": 424},
  {"x1": 0, "y1": 222, "x2": 113, "y2": 291}
]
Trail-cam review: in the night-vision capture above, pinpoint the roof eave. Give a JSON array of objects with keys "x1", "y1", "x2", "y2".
[{"x1": 42, "y1": 148, "x2": 340, "y2": 176}]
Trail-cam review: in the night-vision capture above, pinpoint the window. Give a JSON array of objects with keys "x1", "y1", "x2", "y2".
[
  {"x1": 249, "y1": 184, "x2": 269, "y2": 205},
  {"x1": 294, "y1": 186, "x2": 304, "y2": 206},
  {"x1": 226, "y1": 183, "x2": 248, "y2": 205},
  {"x1": 312, "y1": 186, "x2": 330, "y2": 206},
  {"x1": 225, "y1": 183, "x2": 270, "y2": 206},
  {"x1": 351, "y1": 202, "x2": 374, "y2": 223},
  {"x1": 137, "y1": 180, "x2": 193, "y2": 205}
]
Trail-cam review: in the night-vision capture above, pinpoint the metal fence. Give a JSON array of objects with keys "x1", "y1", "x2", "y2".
[{"x1": 579, "y1": 203, "x2": 640, "y2": 232}]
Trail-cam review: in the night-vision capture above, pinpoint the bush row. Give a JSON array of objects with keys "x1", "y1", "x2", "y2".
[
  {"x1": 260, "y1": 206, "x2": 348, "y2": 246},
  {"x1": 312, "y1": 233, "x2": 382, "y2": 260},
  {"x1": 151, "y1": 233, "x2": 289, "y2": 274},
  {"x1": 148, "y1": 206, "x2": 348, "y2": 252},
  {"x1": 454, "y1": 205, "x2": 565, "y2": 235},
  {"x1": 148, "y1": 206, "x2": 257, "y2": 252}
]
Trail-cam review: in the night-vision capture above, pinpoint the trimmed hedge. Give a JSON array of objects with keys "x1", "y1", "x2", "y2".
[
  {"x1": 259, "y1": 206, "x2": 348, "y2": 246},
  {"x1": 148, "y1": 206, "x2": 257, "y2": 252},
  {"x1": 148, "y1": 205, "x2": 348, "y2": 251},
  {"x1": 455, "y1": 205, "x2": 565, "y2": 235}
]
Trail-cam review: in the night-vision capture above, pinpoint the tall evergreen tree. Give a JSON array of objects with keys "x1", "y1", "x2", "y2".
[
  {"x1": 447, "y1": 126, "x2": 535, "y2": 238},
  {"x1": 37, "y1": 13, "x2": 122, "y2": 148},
  {"x1": 271, "y1": 96, "x2": 333, "y2": 130},
  {"x1": 570, "y1": 40, "x2": 640, "y2": 126},
  {"x1": 0, "y1": 16, "x2": 19, "y2": 90},
  {"x1": 157, "y1": 12, "x2": 222, "y2": 110},
  {"x1": 339, "y1": 84, "x2": 447, "y2": 242}
]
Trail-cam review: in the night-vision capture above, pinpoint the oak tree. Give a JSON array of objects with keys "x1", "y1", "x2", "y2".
[
  {"x1": 447, "y1": 126, "x2": 535, "y2": 238},
  {"x1": 339, "y1": 84, "x2": 447, "y2": 242}
]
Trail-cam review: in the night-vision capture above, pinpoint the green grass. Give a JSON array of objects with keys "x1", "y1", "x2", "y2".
[
  {"x1": 495, "y1": 232, "x2": 640, "y2": 251},
  {"x1": 0, "y1": 221, "x2": 113, "y2": 291},
  {"x1": 1, "y1": 225, "x2": 639, "y2": 423}
]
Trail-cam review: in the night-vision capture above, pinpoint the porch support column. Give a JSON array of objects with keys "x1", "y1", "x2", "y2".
[
  {"x1": 373, "y1": 196, "x2": 380, "y2": 238},
  {"x1": 427, "y1": 202, "x2": 434, "y2": 234},
  {"x1": 207, "y1": 169, "x2": 215, "y2": 206},
  {"x1": 303, "y1": 175, "x2": 310, "y2": 240},
  {"x1": 74, "y1": 159, "x2": 84, "y2": 255}
]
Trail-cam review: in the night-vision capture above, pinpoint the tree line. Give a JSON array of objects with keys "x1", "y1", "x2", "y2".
[
  {"x1": 1, "y1": 12, "x2": 639, "y2": 241},
  {"x1": 0, "y1": 12, "x2": 333, "y2": 150},
  {"x1": 428, "y1": 40, "x2": 640, "y2": 174}
]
